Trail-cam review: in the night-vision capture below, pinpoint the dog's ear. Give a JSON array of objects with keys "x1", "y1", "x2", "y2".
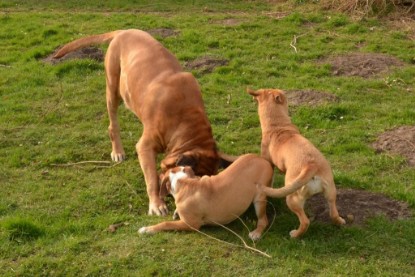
[
  {"x1": 176, "y1": 153, "x2": 198, "y2": 169},
  {"x1": 274, "y1": 95, "x2": 283, "y2": 104},
  {"x1": 160, "y1": 156, "x2": 177, "y2": 173},
  {"x1": 274, "y1": 91, "x2": 286, "y2": 104},
  {"x1": 247, "y1": 88, "x2": 260, "y2": 97},
  {"x1": 183, "y1": 166, "x2": 196, "y2": 178},
  {"x1": 159, "y1": 172, "x2": 171, "y2": 198}
]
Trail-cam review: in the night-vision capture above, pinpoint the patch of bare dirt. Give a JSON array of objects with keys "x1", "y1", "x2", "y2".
[
  {"x1": 372, "y1": 125, "x2": 415, "y2": 167},
  {"x1": 211, "y1": 18, "x2": 243, "y2": 26},
  {"x1": 263, "y1": 11, "x2": 290, "y2": 20},
  {"x1": 323, "y1": 53, "x2": 404, "y2": 77},
  {"x1": 285, "y1": 90, "x2": 339, "y2": 106},
  {"x1": 147, "y1": 28, "x2": 180, "y2": 38},
  {"x1": 306, "y1": 189, "x2": 412, "y2": 226},
  {"x1": 184, "y1": 56, "x2": 228, "y2": 74},
  {"x1": 43, "y1": 47, "x2": 104, "y2": 65}
]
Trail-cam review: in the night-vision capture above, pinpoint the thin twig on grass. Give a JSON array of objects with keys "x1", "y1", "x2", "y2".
[
  {"x1": 259, "y1": 200, "x2": 278, "y2": 240},
  {"x1": 182, "y1": 218, "x2": 271, "y2": 258},
  {"x1": 108, "y1": 222, "x2": 129, "y2": 233},
  {"x1": 209, "y1": 219, "x2": 272, "y2": 258},
  {"x1": 51, "y1": 160, "x2": 121, "y2": 168},
  {"x1": 232, "y1": 200, "x2": 277, "y2": 247},
  {"x1": 95, "y1": 162, "x2": 122, "y2": 168},
  {"x1": 234, "y1": 215, "x2": 257, "y2": 247},
  {"x1": 290, "y1": 35, "x2": 298, "y2": 53},
  {"x1": 290, "y1": 33, "x2": 308, "y2": 53},
  {"x1": 125, "y1": 180, "x2": 139, "y2": 196}
]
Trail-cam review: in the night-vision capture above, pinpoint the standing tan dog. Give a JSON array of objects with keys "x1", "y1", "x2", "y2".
[
  {"x1": 248, "y1": 88, "x2": 345, "y2": 238},
  {"x1": 54, "y1": 29, "x2": 233, "y2": 216},
  {"x1": 138, "y1": 154, "x2": 274, "y2": 241}
]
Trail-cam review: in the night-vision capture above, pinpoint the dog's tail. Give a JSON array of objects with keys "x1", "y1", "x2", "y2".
[
  {"x1": 218, "y1": 152, "x2": 240, "y2": 169},
  {"x1": 53, "y1": 30, "x2": 123, "y2": 59},
  {"x1": 261, "y1": 164, "x2": 318, "y2": 198}
]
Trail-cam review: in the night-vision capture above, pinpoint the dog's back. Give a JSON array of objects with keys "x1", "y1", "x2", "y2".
[{"x1": 177, "y1": 154, "x2": 273, "y2": 225}]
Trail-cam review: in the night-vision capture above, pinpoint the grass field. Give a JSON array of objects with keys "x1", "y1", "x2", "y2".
[{"x1": 1, "y1": 0, "x2": 415, "y2": 275}]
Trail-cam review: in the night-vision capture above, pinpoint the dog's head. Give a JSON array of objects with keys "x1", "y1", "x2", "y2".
[
  {"x1": 159, "y1": 166, "x2": 196, "y2": 197},
  {"x1": 247, "y1": 88, "x2": 289, "y2": 117},
  {"x1": 161, "y1": 149, "x2": 220, "y2": 177}
]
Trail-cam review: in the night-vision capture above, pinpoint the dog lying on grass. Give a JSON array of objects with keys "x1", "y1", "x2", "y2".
[
  {"x1": 248, "y1": 88, "x2": 346, "y2": 238},
  {"x1": 53, "y1": 29, "x2": 234, "y2": 216},
  {"x1": 139, "y1": 154, "x2": 274, "y2": 241}
]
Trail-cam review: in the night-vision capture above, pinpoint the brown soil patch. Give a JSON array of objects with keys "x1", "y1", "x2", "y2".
[
  {"x1": 323, "y1": 53, "x2": 404, "y2": 77},
  {"x1": 263, "y1": 11, "x2": 290, "y2": 20},
  {"x1": 212, "y1": 18, "x2": 243, "y2": 26},
  {"x1": 184, "y1": 56, "x2": 228, "y2": 74},
  {"x1": 372, "y1": 125, "x2": 415, "y2": 167},
  {"x1": 306, "y1": 189, "x2": 412, "y2": 226},
  {"x1": 43, "y1": 47, "x2": 104, "y2": 65},
  {"x1": 147, "y1": 28, "x2": 180, "y2": 38},
  {"x1": 285, "y1": 90, "x2": 339, "y2": 106}
]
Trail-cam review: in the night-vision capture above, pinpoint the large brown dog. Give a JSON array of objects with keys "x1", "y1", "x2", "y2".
[
  {"x1": 138, "y1": 154, "x2": 274, "y2": 241},
  {"x1": 248, "y1": 88, "x2": 345, "y2": 238},
  {"x1": 54, "y1": 29, "x2": 232, "y2": 216}
]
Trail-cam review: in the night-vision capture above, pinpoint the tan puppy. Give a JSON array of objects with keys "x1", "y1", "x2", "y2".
[
  {"x1": 139, "y1": 154, "x2": 274, "y2": 241},
  {"x1": 54, "y1": 29, "x2": 232, "y2": 216},
  {"x1": 248, "y1": 88, "x2": 345, "y2": 238}
]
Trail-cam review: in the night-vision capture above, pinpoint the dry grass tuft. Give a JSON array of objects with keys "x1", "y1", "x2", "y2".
[{"x1": 321, "y1": 0, "x2": 415, "y2": 17}]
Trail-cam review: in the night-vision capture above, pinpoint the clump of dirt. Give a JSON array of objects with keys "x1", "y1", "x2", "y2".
[
  {"x1": 184, "y1": 56, "x2": 228, "y2": 74},
  {"x1": 323, "y1": 53, "x2": 404, "y2": 77},
  {"x1": 147, "y1": 28, "x2": 180, "y2": 38},
  {"x1": 285, "y1": 90, "x2": 339, "y2": 106},
  {"x1": 306, "y1": 188, "x2": 412, "y2": 226},
  {"x1": 43, "y1": 46, "x2": 104, "y2": 65},
  {"x1": 372, "y1": 125, "x2": 415, "y2": 167}
]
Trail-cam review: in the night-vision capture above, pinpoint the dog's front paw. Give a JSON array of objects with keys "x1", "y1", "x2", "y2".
[
  {"x1": 111, "y1": 151, "x2": 126, "y2": 162},
  {"x1": 148, "y1": 200, "x2": 168, "y2": 216},
  {"x1": 138, "y1": 227, "x2": 154, "y2": 235},
  {"x1": 248, "y1": 230, "x2": 262, "y2": 241}
]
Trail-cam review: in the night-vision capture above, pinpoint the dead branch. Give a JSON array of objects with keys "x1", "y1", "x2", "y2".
[
  {"x1": 209, "y1": 220, "x2": 272, "y2": 258},
  {"x1": 290, "y1": 35, "x2": 298, "y2": 53},
  {"x1": 182, "y1": 219, "x2": 271, "y2": 258},
  {"x1": 51, "y1": 160, "x2": 121, "y2": 168},
  {"x1": 290, "y1": 33, "x2": 308, "y2": 54}
]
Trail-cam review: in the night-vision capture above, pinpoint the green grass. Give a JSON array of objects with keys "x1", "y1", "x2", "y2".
[{"x1": 1, "y1": 0, "x2": 414, "y2": 275}]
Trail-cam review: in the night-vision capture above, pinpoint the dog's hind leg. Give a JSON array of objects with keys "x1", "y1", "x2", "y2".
[
  {"x1": 105, "y1": 54, "x2": 125, "y2": 162},
  {"x1": 249, "y1": 193, "x2": 269, "y2": 241},
  {"x1": 286, "y1": 193, "x2": 309, "y2": 238},
  {"x1": 323, "y1": 183, "x2": 346, "y2": 226}
]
